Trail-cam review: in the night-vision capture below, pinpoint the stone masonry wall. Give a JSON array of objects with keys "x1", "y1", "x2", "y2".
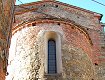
[
  {"x1": 95, "y1": 31, "x2": 105, "y2": 80},
  {"x1": 6, "y1": 22, "x2": 95, "y2": 80},
  {"x1": 14, "y1": 1, "x2": 101, "y2": 63},
  {"x1": 6, "y1": 0, "x2": 103, "y2": 80},
  {"x1": 6, "y1": 27, "x2": 42, "y2": 80},
  {"x1": 0, "y1": 0, "x2": 103, "y2": 80}
]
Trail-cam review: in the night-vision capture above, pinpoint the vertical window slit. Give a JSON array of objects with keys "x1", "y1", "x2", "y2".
[{"x1": 48, "y1": 39, "x2": 57, "y2": 74}]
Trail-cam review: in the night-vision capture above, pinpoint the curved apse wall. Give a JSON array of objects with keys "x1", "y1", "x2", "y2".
[{"x1": 6, "y1": 22, "x2": 95, "y2": 80}]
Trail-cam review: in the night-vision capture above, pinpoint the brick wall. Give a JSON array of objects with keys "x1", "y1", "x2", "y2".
[
  {"x1": 0, "y1": 0, "x2": 14, "y2": 80},
  {"x1": 14, "y1": 2, "x2": 101, "y2": 63},
  {"x1": 6, "y1": 0, "x2": 104, "y2": 80},
  {"x1": 6, "y1": 22, "x2": 95, "y2": 80}
]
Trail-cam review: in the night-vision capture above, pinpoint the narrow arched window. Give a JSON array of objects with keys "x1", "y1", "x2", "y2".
[{"x1": 48, "y1": 39, "x2": 57, "y2": 74}]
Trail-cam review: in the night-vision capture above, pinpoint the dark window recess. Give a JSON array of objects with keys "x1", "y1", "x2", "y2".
[{"x1": 48, "y1": 40, "x2": 57, "y2": 74}]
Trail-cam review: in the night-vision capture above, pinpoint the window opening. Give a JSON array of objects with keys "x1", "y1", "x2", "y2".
[{"x1": 48, "y1": 39, "x2": 57, "y2": 74}]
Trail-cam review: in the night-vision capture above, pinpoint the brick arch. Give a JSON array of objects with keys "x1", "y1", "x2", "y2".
[{"x1": 12, "y1": 19, "x2": 93, "y2": 46}]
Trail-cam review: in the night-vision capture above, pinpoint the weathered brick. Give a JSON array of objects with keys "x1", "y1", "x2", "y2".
[{"x1": 0, "y1": 0, "x2": 105, "y2": 80}]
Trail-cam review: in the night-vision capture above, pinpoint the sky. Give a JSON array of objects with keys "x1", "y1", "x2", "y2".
[{"x1": 16, "y1": 0, "x2": 105, "y2": 23}]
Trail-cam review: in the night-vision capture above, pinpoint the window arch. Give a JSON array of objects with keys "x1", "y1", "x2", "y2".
[
  {"x1": 44, "y1": 31, "x2": 62, "y2": 74},
  {"x1": 48, "y1": 39, "x2": 57, "y2": 74}
]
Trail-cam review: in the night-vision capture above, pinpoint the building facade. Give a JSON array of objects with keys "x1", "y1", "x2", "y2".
[{"x1": 0, "y1": 0, "x2": 105, "y2": 80}]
